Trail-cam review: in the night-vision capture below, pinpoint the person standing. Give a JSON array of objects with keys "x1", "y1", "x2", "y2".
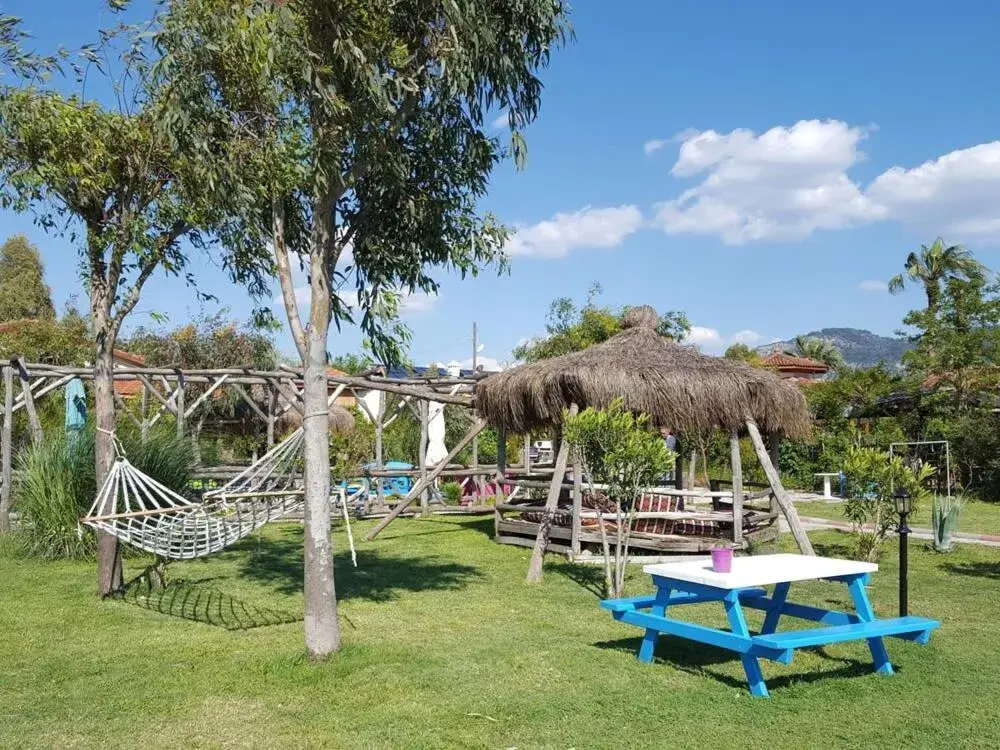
[{"x1": 660, "y1": 427, "x2": 677, "y2": 483}]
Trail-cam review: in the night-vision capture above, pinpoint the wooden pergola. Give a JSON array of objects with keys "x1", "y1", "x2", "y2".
[{"x1": 0, "y1": 357, "x2": 499, "y2": 531}]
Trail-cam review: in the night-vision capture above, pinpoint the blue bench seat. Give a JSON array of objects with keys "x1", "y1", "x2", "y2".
[{"x1": 754, "y1": 616, "x2": 939, "y2": 651}]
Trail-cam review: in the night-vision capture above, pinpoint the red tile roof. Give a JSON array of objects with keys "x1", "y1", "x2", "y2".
[{"x1": 761, "y1": 350, "x2": 829, "y2": 374}]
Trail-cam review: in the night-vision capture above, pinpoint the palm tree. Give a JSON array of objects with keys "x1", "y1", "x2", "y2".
[
  {"x1": 793, "y1": 335, "x2": 845, "y2": 371},
  {"x1": 888, "y1": 239, "x2": 989, "y2": 317}
]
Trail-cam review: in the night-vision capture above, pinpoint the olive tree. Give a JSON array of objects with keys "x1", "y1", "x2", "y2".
[{"x1": 153, "y1": 0, "x2": 569, "y2": 659}]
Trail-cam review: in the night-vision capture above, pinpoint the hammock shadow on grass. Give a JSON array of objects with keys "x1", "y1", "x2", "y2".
[
  {"x1": 234, "y1": 525, "x2": 484, "y2": 600},
  {"x1": 120, "y1": 568, "x2": 301, "y2": 631},
  {"x1": 594, "y1": 636, "x2": 884, "y2": 692}
]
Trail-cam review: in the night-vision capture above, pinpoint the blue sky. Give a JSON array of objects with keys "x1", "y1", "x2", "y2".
[{"x1": 4, "y1": 0, "x2": 1000, "y2": 369}]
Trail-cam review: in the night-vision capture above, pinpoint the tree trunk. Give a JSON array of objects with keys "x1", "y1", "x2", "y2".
[
  {"x1": 687, "y1": 447, "x2": 697, "y2": 488},
  {"x1": 93, "y1": 296, "x2": 123, "y2": 597},
  {"x1": 301, "y1": 211, "x2": 340, "y2": 660}
]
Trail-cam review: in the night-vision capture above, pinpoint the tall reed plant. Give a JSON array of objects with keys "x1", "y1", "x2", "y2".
[{"x1": 14, "y1": 426, "x2": 196, "y2": 559}]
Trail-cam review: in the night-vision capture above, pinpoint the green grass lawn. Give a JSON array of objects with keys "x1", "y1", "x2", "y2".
[
  {"x1": 2, "y1": 518, "x2": 999, "y2": 749},
  {"x1": 795, "y1": 497, "x2": 1000, "y2": 537}
]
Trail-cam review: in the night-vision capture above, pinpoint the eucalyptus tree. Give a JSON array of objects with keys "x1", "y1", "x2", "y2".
[
  {"x1": 0, "y1": 16, "x2": 266, "y2": 594},
  {"x1": 153, "y1": 0, "x2": 569, "y2": 658}
]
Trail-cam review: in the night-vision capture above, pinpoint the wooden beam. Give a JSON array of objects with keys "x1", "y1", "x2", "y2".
[
  {"x1": 11, "y1": 374, "x2": 73, "y2": 414},
  {"x1": 184, "y1": 374, "x2": 230, "y2": 420},
  {"x1": 730, "y1": 432, "x2": 744, "y2": 546},
  {"x1": 270, "y1": 379, "x2": 304, "y2": 416},
  {"x1": 230, "y1": 383, "x2": 268, "y2": 422},
  {"x1": 526, "y1": 403, "x2": 578, "y2": 584},
  {"x1": 745, "y1": 419, "x2": 813, "y2": 555},
  {"x1": 365, "y1": 419, "x2": 488, "y2": 540},
  {"x1": 136, "y1": 374, "x2": 176, "y2": 414}
]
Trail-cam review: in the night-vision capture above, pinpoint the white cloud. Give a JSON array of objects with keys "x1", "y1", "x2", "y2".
[
  {"x1": 398, "y1": 291, "x2": 438, "y2": 315},
  {"x1": 650, "y1": 120, "x2": 1000, "y2": 245},
  {"x1": 492, "y1": 113, "x2": 508, "y2": 130},
  {"x1": 654, "y1": 120, "x2": 882, "y2": 244},
  {"x1": 867, "y1": 141, "x2": 1000, "y2": 242},
  {"x1": 859, "y1": 280, "x2": 888, "y2": 293},
  {"x1": 684, "y1": 326, "x2": 722, "y2": 346},
  {"x1": 505, "y1": 205, "x2": 643, "y2": 259},
  {"x1": 644, "y1": 139, "x2": 667, "y2": 155},
  {"x1": 684, "y1": 326, "x2": 767, "y2": 354},
  {"x1": 730, "y1": 329, "x2": 763, "y2": 345}
]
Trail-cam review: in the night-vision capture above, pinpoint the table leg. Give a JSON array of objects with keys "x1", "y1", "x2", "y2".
[
  {"x1": 847, "y1": 575, "x2": 893, "y2": 676},
  {"x1": 823, "y1": 476, "x2": 832, "y2": 499},
  {"x1": 760, "y1": 581, "x2": 790, "y2": 635},
  {"x1": 638, "y1": 584, "x2": 672, "y2": 664},
  {"x1": 724, "y1": 591, "x2": 769, "y2": 697}
]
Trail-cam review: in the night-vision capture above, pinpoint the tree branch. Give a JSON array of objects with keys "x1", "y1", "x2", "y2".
[{"x1": 272, "y1": 194, "x2": 307, "y2": 360}]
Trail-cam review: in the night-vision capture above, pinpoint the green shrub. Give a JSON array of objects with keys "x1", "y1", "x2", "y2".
[
  {"x1": 14, "y1": 426, "x2": 196, "y2": 560},
  {"x1": 440, "y1": 482, "x2": 463, "y2": 505},
  {"x1": 841, "y1": 446, "x2": 933, "y2": 562}
]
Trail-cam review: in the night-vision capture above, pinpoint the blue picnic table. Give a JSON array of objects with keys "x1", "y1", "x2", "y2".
[{"x1": 601, "y1": 553, "x2": 939, "y2": 697}]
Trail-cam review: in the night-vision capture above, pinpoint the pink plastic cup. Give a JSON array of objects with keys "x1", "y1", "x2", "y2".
[{"x1": 711, "y1": 547, "x2": 733, "y2": 573}]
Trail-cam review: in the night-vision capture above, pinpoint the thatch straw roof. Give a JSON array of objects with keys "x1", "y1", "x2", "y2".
[
  {"x1": 277, "y1": 403, "x2": 355, "y2": 435},
  {"x1": 475, "y1": 305, "x2": 811, "y2": 439}
]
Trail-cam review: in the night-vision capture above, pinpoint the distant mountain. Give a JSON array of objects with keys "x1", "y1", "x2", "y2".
[{"x1": 757, "y1": 328, "x2": 913, "y2": 369}]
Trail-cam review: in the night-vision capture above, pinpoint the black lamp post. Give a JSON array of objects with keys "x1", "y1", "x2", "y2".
[{"x1": 894, "y1": 488, "x2": 912, "y2": 617}]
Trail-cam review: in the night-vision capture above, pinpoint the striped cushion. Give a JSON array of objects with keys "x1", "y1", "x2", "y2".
[{"x1": 633, "y1": 493, "x2": 684, "y2": 534}]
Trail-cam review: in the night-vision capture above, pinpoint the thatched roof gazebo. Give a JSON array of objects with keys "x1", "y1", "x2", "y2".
[
  {"x1": 476, "y1": 306, "x2": 811, "y2": 440},
  {"x1": 474, "y1": 305, "x2": 815, "y2": 581}
]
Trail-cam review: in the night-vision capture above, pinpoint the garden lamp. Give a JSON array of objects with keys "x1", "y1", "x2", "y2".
[{"x1": 894, "y1": 487, "x2": 911, "y2": 617}]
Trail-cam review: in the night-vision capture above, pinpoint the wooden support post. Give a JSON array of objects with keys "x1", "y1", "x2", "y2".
[
  {"x1": 140, "y1": 379, "x2": 149, "y2": 442},
  {"x1": 14, "y1": 359, "x2": 42, "y2": 445},
  {"x1": 0, "y1": 365, "x2": 13, "y2": 532},
  {"x1": 526, "y1": 403, "x2": 578, "y2": 584},
  {"x1": 745, "y1": 419, "x2": 814, "y2": 555},
  {"x1": 374, "y1": 398, "x2": 385, "y2": 510},
  {"x1": 267, "y1": 385, "x2": 277, "y2": 448},
  {"x1": 524, "y1": 432, "x2": 532, "y2": 474},
  {"x1": 494, "y1": 426, "x2": 507, "y2": 537},
  {"x1": 571, "y1": 447, "x2": 583, "y2": 559},
  {"x1": 175, "y1": 372, "x2": 186, "y2": 439},
  {"x1": 418, "y1": 400, "x2": 429, "y2": 515},
  {"x1": 366, "y1": 419, "x2": 488, "y2": 540},
  {"x1": 674, "y1": 435, "x2": 685, "y2": 490},
  {"x1": 730, "y1": 432, "x2": 744, "y2": 547}
]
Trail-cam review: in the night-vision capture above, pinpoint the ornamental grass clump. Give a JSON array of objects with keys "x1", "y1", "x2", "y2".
[{"x1": 14, "y1": 427, "x2": 195, "y2": 559}]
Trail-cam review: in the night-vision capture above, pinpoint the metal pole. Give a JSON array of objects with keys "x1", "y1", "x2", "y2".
[{"x1": 899, "y1": 510, "x2": 910, "y2": 617}]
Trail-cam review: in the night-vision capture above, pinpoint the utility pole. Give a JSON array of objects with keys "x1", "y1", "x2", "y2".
[{"x1": 471, "y1": 321, "x2": 479, "y2": 468}]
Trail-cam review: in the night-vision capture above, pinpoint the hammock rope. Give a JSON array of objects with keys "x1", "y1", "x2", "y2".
[{"x1": 81, "y1": 428, "x2": 357, "y2": 564}]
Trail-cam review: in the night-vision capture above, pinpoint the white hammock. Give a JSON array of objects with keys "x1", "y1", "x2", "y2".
[{"x1": 81, "y1": 428, "x2": 356, "y2": 564}]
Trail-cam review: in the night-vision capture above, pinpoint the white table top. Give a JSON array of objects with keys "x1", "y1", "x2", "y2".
[
  {"x1": 814, "y1": 472, "x2": 841, "y2": 477},
  {"x1": 643, "y1": 553, "x2": 877, "y2": 590}
]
